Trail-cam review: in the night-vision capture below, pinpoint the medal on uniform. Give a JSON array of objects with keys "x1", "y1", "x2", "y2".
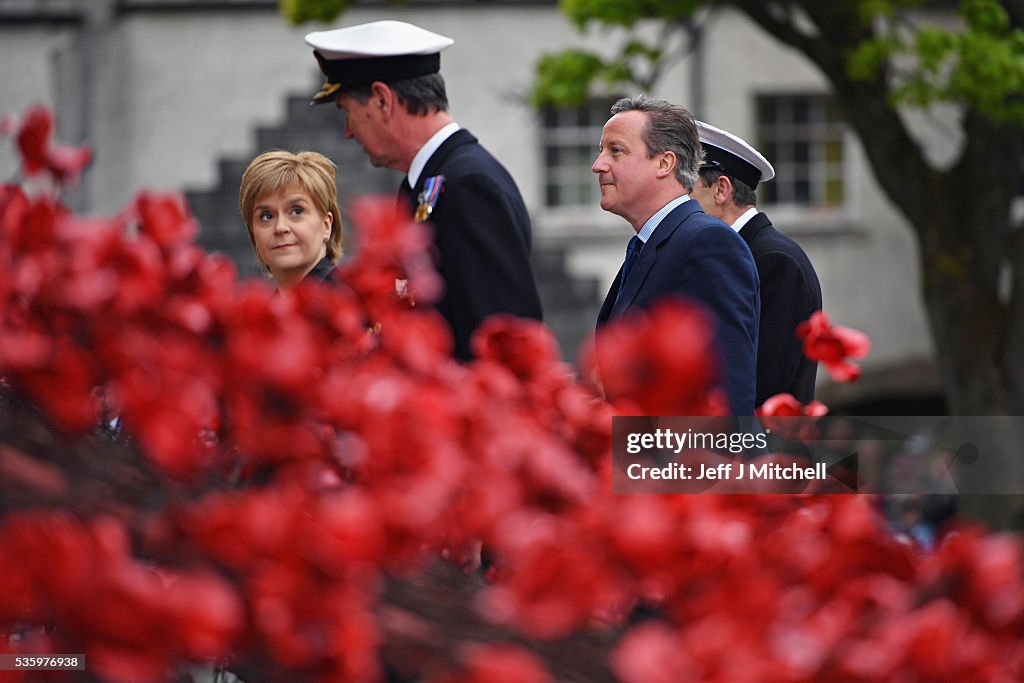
[{"x1": 415, "y1": 175, "x2": 445, "y2": 223}]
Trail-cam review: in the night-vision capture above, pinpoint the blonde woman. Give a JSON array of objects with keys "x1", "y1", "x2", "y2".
[{"x1": 239, "y1": 150, "x2": 343, "y2": 289}]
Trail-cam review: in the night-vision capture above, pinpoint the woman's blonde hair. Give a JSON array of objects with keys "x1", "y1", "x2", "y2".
[{"x1": 239, "y1": 150, "x2": 343, "y2": 267}]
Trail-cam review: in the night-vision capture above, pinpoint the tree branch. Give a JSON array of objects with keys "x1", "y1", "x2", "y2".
[{"x1": 724, "y1": 0, "x2": 938, "y2": 235}]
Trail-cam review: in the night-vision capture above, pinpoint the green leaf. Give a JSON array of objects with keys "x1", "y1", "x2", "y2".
[
  {"x1": 848, "y1": 36, "x2": 897, "y2": 80},
  {"x1": 279, "y1": 0, "x2": 351, "y2": 26},
  {"x1": 560, "y1": 0, "x2": 700, "y2": 29},
  {"x1": 858, "y1": 0, "x2": 895, "y2": 24},
  {"x1": 531, "y1": 50, "x2": 609, "y2": 107},
  {"x1": 604, "y1": 61, "x2": 635, "y2": 84},
  {"x1": 961, "y1": 0, "x2": 1009, "y2": 34},
  {"x1": 622, "y1": 39, "x2": 662, "y2": 61},
  {"x1": 914, "y1": 27, "x2": 956, "y2": 71}
]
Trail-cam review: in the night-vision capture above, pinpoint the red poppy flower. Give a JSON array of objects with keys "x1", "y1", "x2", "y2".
[
  {"x1": 46, "y1": 143, "x2": 93, "y2": 185},
  {"x1": 757, "y1": 393, "x2": 829, "y2": 418},
  {"x1": 459, "y1": 643, "x2": 553, "y2": 683},
  {"x1": 472, "y1": 315, "x2": 562, "y2": 380},
  {"x1": 128, "y1": 192, "x2": 198, "y2": 250},
  {"x1": 14, "y1": 107, "x2": 51, "y2": 176},
  {"x1": 582, "y1": 300, "x2": 719, "y2": 416},
  {"x1": 797, "y1": 311, "x2": 871, "y2": 382},
  {"x1": 611, "y1": 623, "x2": 691, "y2": 683},
  {"x1": 340, "y1": 198, "x2": 443, "y2": 311},
  {"x1": 9, "y1": 105, "x2": 92, "y2": 185},
  {"x1": 755, "y1": 392, "x2": 829, "y2": 443}
]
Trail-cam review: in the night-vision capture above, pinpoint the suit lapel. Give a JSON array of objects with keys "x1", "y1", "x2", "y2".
[
  {"x1": 411, "y1": 129, "x2": 476, "y2": 194},
  {"x1": 604, "y1": 201, "x2": 702, "y2": 320},
  {"x1": 400, "y1": 130, "x2": 476, "y2": 221},
  {"x1": 597, "y1": 266, "x2": 623, "y2": 325}
]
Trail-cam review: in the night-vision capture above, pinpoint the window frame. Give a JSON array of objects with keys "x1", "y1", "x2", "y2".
[
  {"x1": 539, "y1": 97, "x2": 621, "y2": 211},
  {"x1": 754, "y1": 92, "x2": 847, "y2": 212}
]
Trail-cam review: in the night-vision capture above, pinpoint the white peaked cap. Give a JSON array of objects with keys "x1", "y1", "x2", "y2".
[
  {"x1": 305, "y1": 20, "x2": 454, "y2": 60},
  {"x1": 697, "y1": 120, "x2": 775, "y2": 189},
  {"x1": 305, "y1": 21, "x2": 455, "y2": 104}
]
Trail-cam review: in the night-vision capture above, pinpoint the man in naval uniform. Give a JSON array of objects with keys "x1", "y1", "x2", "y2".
[
  {"x1": 305, "y1": 20, "x2": 542, "y2": 360},
  {"x1": 690, "y1": 121, "x2": 822, "y2": 406}
]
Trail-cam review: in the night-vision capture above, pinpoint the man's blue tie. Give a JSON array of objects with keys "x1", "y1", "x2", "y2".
[{"x1": 615, "y1": 235, "x2": 642, "y2": 304}]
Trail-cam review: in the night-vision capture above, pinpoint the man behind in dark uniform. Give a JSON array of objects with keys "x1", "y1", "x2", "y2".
[
  {"x1": 691, "y1": 121, "x2": 822, "y2": 406},
  {"x1": 304, "y1": 20, "x2": 542, "y2": 360}
]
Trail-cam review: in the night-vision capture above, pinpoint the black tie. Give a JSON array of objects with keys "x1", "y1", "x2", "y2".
[{"x1": 615, "y1": 235, "x2": 642, "y2": 304}]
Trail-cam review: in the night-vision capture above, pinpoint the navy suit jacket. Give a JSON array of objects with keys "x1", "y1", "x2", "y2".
[
  {"x1": 597, "y1": 200, "x2": 760, "y2": 415},
  {"x1": 739, "y1": 212, "x2": 822, "y2": 406},
  {"x1": 401, "y1": 129, "x2": 542, "y2": 360}
]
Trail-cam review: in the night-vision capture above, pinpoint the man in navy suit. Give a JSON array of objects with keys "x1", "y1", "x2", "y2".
[
  {"x1": 691, "y1": 121, "x2": 822, "y2": 406},
  {"x1": 594, "y1": 96, "x2": 760, "y2": 415},
  {"x1": 305, "y1": 20, "x2": 542, "y2": 360}
]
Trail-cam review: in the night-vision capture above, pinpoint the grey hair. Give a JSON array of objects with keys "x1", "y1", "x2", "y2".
[
  {"x1": 698, "y1": 167, "x2": 758, "y2": 207},
  {"x1": 344, "y1": 73, "x2": 449, "y2": 116},
  {"x1": 610, "y1": 95, "x2": 700, "y2": 190}
]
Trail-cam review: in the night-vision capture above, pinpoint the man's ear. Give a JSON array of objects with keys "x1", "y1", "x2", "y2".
[
  {"x1": 715, "y1": 174, "x2": 734, "y2": 205},
  {"x1": 656, "y1": 151, "x2": 677, "y2": 179},
  {"x1": 370, "y1": 82, "x2": 394, "y2": 118}
]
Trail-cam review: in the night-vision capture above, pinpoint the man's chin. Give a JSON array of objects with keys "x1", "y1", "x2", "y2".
[{"x1": 367, "y1": 155, "x2": 401, "y2": 172}]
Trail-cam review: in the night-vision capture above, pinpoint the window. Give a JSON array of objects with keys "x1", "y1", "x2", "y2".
[
  {"x1": 756, "y1": 94, "x2": 845, "y2": 208},
  {"x1": 541, "y1": 98, "x2": 618, "y2": 208}
]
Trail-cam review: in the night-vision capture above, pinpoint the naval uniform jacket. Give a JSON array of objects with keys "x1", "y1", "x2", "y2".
[
  {"x1": 400, "y1": 129, "x2": 543, "y2": 360},
  {"x1": 739, "y1": 212, "x2": 822, "y2": 406},
  {"x1": 597, "y1": 200, "x2": 760, "y2": 416}
]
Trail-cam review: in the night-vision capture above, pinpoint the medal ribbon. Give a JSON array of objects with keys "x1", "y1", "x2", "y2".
[{"x1": 415, "y1": 175, "x2": 446, "y2": 222}]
